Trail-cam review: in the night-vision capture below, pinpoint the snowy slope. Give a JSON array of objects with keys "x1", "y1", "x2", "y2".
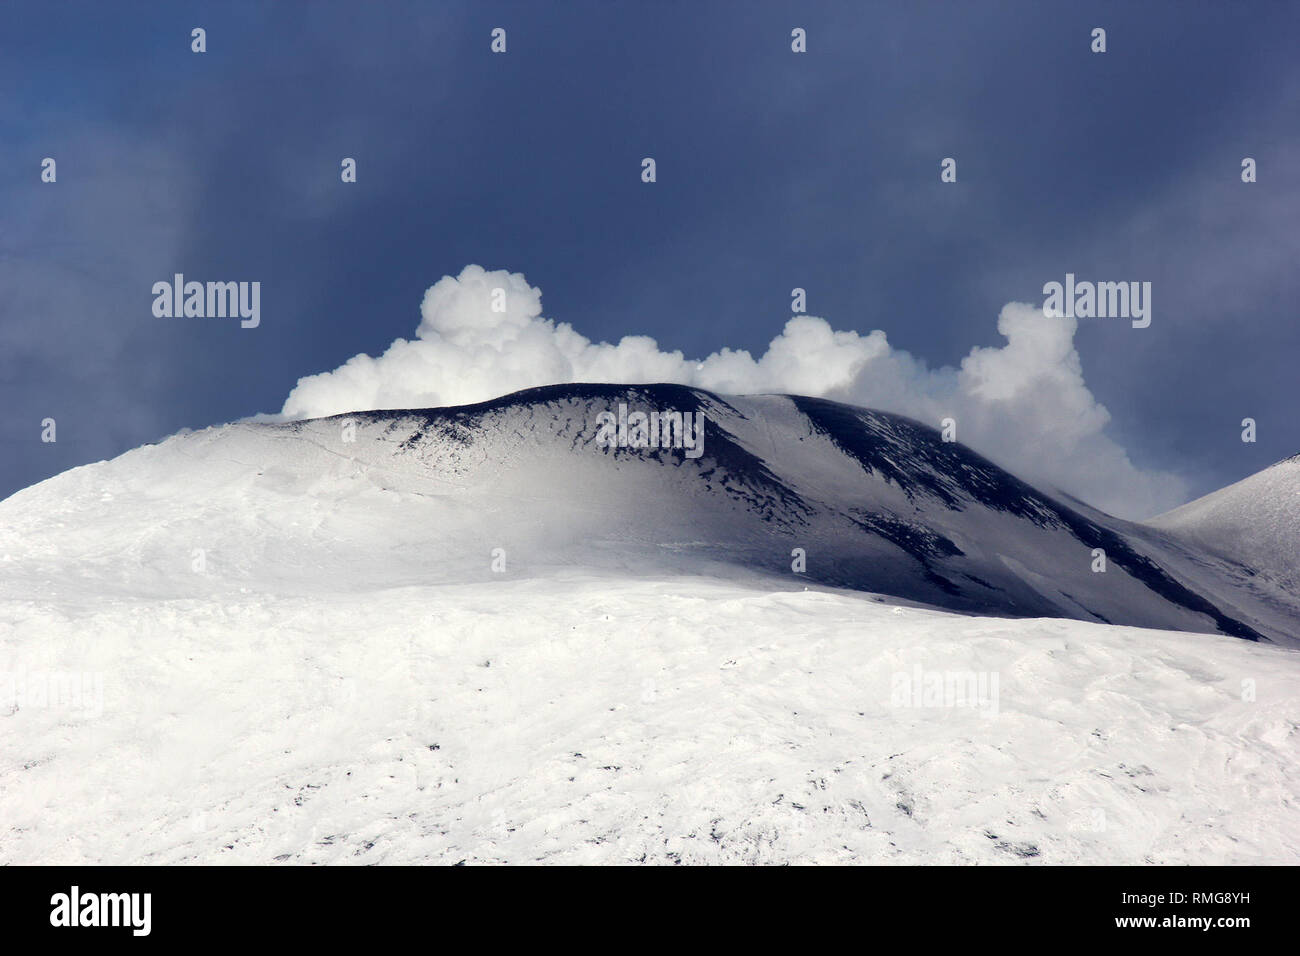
[
  {"x1": 2, "y1": 575, "x2": 1297, "y2": 865},
  {"x1": 1147, "y1": 454, "x2": 1300, "y2": 592},
  {"x1": 2, "y1": 383, "x2": 1298, "y2": 865}
]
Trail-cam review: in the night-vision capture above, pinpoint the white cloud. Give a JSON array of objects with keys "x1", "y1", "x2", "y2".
[{"x1": 279, "y1": 264, "x2": 1185, "y2": 518}]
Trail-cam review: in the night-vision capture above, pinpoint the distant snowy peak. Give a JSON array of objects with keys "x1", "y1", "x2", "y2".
[
  {"x1": 1147, "y1": 452, "x2": 1300, "y2": 589},
  {"x1": 1, "y1": 383, "x2": 1295, "y2": 644}
]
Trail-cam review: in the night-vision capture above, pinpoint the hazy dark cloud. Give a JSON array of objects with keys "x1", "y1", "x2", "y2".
[{"x1": 2, "y1": 0, "x2": 1297, "y2": 510}]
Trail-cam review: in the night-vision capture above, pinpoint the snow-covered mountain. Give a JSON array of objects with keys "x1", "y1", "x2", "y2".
[
  {"x1": 2, "y1": 384, "x2": 1298, "y2": 864},
  {"x1": 2, "y1": 383, "x2": 1294, "y2": 644},
  {"x1": 1148, "y1": 453, "x2": 1300, "y2": 592}
]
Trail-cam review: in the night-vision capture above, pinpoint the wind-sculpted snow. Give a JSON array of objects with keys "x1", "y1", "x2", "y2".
[{"x1": 2, "y1": 577, "x2": 1297, "y2": 865}]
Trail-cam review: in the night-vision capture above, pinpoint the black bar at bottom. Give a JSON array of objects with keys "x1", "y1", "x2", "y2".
[{"x1": 0, "y1": 865, "x2": 1280, "y2": 943}]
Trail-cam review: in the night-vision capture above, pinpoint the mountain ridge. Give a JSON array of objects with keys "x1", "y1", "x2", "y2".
[{"x1": 2, "y1": 383, "x2": 1295, "y2": 644}]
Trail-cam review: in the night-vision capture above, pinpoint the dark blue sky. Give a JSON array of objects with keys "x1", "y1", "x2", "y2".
[{"x1": 2, "y1": 0, "x2": 1297, "y2": 508}]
